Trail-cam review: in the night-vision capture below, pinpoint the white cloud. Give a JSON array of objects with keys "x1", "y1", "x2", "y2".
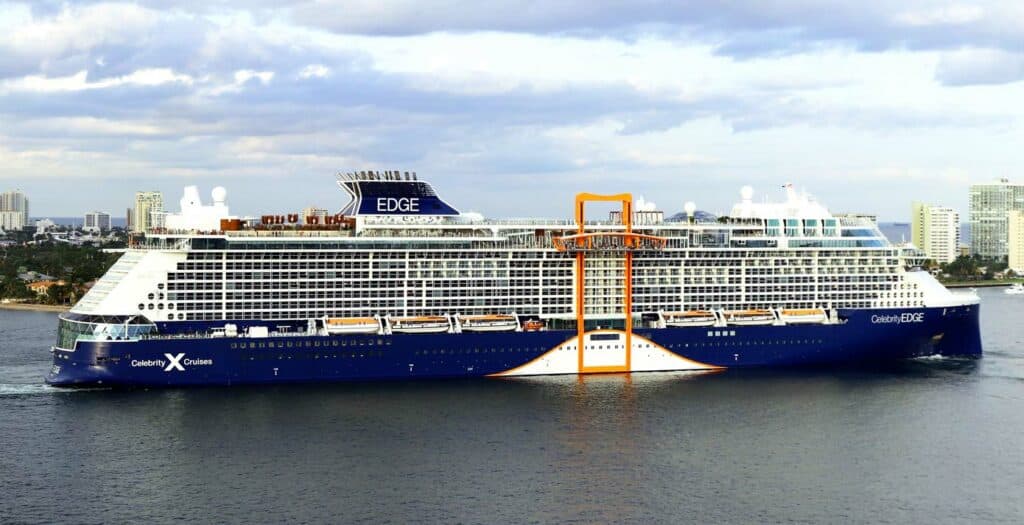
[
  {"x1": 298, "y1": 64, "x2": 331, "y2": 79},
  {"x1": 0, "y1": 68, "x2": 194, "y2": 94},
  {"x1": 5, "y1": 3, "x2": 159, "y2": 54},
  {"x1": 936, "y1": 48, "x2": 1024, "y2": 85},
  {"x1": 895, "y1": 5, "x2": 986, "y2": 27},
  {"x1": 234, "y1": 69, "x2": 275, "y2": 84},
  {"x1": 1, "y1": 1, "x2": 1024, "y2": 220},
  {"x1": 200, "y1": 69, "x2": 276, "y2": 95}
]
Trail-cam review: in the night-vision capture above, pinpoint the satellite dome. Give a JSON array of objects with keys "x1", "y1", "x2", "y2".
[{"x1": 212, "y1": 186, "x2": 227, "y2": 204}]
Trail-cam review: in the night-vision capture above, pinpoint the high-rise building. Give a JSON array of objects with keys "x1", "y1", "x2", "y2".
[
  {"x1": 302, "y1": 206, "x2": 329, "y2": 225},
  {"x1": 0, "y1": 190, "x2": 29, "y2": 231},
  {"x1": 911, "y1": 202, "x2": 960, "y2": 265},
  {"x1": 1008, "y1": 211, "x2": 1024, "y2": 273},
  {"x1": 969, "y1": 178, "x2": 1024, "y2": 258},
  {"x1": 133, "y1": 191, "x2": 164, "y2": 233},
  {"x1": 35, "y1": 218, "x2": 56, "y2": 235},
  {"x1": 84, "y1": 211, "x2": 111, "y2": 233}
]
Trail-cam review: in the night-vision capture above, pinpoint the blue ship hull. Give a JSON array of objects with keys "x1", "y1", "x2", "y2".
[{"x1": 46, "y1": 305, "x2": 981, "y2": 387}]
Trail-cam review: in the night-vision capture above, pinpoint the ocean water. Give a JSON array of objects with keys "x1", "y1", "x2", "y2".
[{"x1": 2, "y1": 289, "x2": 1023, "y2": 524}]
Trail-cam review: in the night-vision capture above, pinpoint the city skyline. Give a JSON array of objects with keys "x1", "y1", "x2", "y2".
[
  {"x1": 0, "y1": 180, "x2": 991, "y2": 227},
  {"x1": 2, "y1": 2, "x2": 1024, "y2": 219}
]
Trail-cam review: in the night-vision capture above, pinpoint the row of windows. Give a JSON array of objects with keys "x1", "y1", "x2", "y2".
[{"x1": 211, "y1": 306, "x2": 566, "y2": 321}]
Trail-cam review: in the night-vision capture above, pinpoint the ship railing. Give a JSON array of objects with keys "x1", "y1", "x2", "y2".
[
  {"x1": 363, "y1": 217, "x2": 586, "y2": 227},
  {"x1": 224, "y1": 229, "x2": 353, "y2": 238},
  {"x1": 837, "y1": 217, "x2": 877, "y2": 228},
  {"x1": 129, "y1": 237, "x2": 193, "y2": 251},
  {"x1": 553, "y1": 232, "x2": 668, "y2": 253},
  {"x1": 140, "y1": 329, "x2": 317, "y2": 341}
]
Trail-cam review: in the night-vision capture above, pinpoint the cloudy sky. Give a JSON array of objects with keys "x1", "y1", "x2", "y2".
[{"x1": 1, "y1": 1, "x2": 1023, "y2": 220}]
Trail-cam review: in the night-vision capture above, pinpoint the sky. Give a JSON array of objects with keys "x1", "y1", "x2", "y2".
[{"x1": 1, "y1": 1, "x2": 1023, "y2": 221}]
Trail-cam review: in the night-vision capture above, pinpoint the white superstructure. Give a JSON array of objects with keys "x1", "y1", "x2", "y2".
[
  {"x1": 165, "y1": 186, "x2": 232, "y2": 232},
  {"x1": 71, "y1": 174, "x2": 977, "y2": 326}
]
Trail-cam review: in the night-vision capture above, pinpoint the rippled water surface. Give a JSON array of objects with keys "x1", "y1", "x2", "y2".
[{"x1": 2, "y1": 289, "x2": 1024, "y2": 523}]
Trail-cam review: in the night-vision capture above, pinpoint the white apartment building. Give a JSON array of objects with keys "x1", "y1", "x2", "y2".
[
  {"x1": 84, "y1": 211, "x2": 111, "y2": 233},
  {"x1": 0, "y1": 190, "x2": 29, "y2": 231},
  {"x1": 911, "y1": 202, "x2": 960, "y2": 265},
  {"x1": 969, "y1": 178, "x2": 1024, "y2": 258},
  {"x1": 302, "y1": 206, "x2": 329, "y2": 225},
  {"x1": 1008, "y1": 210, "x2": 1024, "y2": 273},
  {"x1": 133, "y1": 191, "x2": 164, "y2": 233}
]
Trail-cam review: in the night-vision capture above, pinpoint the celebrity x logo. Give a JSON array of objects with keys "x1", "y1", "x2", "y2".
[{"x1": 164, "y1": 353, "x2": 186, "y2": 372}]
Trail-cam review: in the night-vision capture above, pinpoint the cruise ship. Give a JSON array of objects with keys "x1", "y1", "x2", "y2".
[{"x1": 47, "y1": 173, "x2": 982, "y2": 387}]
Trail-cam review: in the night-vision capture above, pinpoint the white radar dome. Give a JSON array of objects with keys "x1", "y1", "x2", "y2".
[
  {"x1": 684, "y1": 201, "x2": 697, "y2": 216},
  {"x1": 212, "y1": 186, "x2": 227, "y2": 204},
  {"x1": 740, "y1": 186, "x2": 754, "y2": 201}
]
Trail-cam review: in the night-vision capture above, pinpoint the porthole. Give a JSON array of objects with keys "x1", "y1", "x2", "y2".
[
  {"x1": 138, "y1": 303, "x2": 145, "y2": 310},
  {"x1": 148, "y1": 304, "x2": 154, "y2": 310},
  {"x1": 157, "y1": 304, "x2": 164, "y2": 310},
  {"x1": 157, "y1": 283, "x2": 164, "y2": 290},
  {"x1": 148, "y1": 293, "x2": 154, "y2": 300}
]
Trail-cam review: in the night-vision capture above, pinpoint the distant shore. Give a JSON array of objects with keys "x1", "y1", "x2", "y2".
[
  {"x1": 943, "y1": 281, "x2": 1017, "y2": 289},
  {"x1": 0, "y1": 302, "x2": 70, "y2": 313}
]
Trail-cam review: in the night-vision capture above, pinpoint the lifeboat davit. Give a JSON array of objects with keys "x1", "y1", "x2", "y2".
[
  {"x1": 324, "y1": 317, "x2": 380, "y2": 335},
  {"x1": 390, "y1": 316, "x2": 451, "y2": 334},
  {"x1": 778, "y1": 308, "x2": 828, "y2": 324},
  {"x1": 460, "y1": 314, "x2": 518, "y2": 332},
  {"x1": 723, "y1": 309, "x2": 775, "y2": 326},
  {"x1": 663, "y1": 311, "x2": 717, "y2": 327}
]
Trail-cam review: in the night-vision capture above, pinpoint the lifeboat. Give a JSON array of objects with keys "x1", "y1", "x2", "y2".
[
  {"x1": 523, "y1": 319, "x2": 546, "y2": 332},
  {"x1": 460, "y1": 314, "x2": 518, "y2": 332},
  {"x1": 778, "y1": 308, "x2": 827, "y2": 324},
  {"x1": 663, "y1": 311, "x2": 717, "y2": 327},
  {"x1": 325, "y1": 317, "x2": 380, "y2": 335},
  {"x1": 390, "y1": 316, "x2": 451, "y2": 334},
  {"x1": 723, "y1": 309, "x2": 775, "y2": 326}
]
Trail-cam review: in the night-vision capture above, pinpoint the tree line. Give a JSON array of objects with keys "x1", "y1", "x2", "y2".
[
  {"x1": 934, "y1": 255, "x2": 1011, "y2": 282},
  {"x1": 1, "y1": 242, "x2": 122, "y2": 305}
]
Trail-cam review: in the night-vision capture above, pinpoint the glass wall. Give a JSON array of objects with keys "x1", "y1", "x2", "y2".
[{"x1": 55, "y1": 314, "x2": 156, "y2": 350}]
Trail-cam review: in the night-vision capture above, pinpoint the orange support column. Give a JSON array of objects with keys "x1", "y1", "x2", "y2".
[
  {"x1": 624, "y1": 250, "x2": 632, "y2": 371},
  {"x1": 572, "y1": 192, "x2": 634, "y2": 375},
  {"x1": 576, "y1": 250, "x2": 586, "y2": 373}
]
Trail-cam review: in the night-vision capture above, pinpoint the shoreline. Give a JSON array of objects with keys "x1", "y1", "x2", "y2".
[
  {"x1": 0, "y1": 302, "x2": 71, "y2": 313},
  {"x1": 943, "y1": 281, "x2": 1015, "y2": 289}
]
